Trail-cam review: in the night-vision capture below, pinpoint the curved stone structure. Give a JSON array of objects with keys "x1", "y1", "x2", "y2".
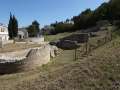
[{"x1": 0, "y1": 44, "x2": 55, "y2": 74}]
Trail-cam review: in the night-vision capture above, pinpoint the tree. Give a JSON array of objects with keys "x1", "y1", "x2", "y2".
[
  {"x1": 8, "y1": 13, "x2": 13, "y2": 39},
  {"x1": 8, "y1": 13, "x2": 18, "y2": 39},
  {"x1": 93, "y1": 3, "x2": 111, "y2": 21},
  {"x1": 32, "y1": 21, "x2": 40, "y2": 36},
  {"x1": 110, "y1": 0, "x2": 120, "y2": 20},
  {"x1": 27, "y1": 25, "x2": 35, "y2": 37},
  {"x1": 72, "y1": 0, "x2": 120, "y2": 30},
  {"x1": 12, "y1": 15, "x2": 18, "y2": 37},
  {"x1": 27, "y1": 20, "x2": 40, "y2": 37},
  {"x1": 48, "y1": 0, "x2": 120, "y2": 33},
  {"x1": 52, "y1": 21, "x2": 74, "y2": 33},
  {"x1": 72, "y1": 9, "x2": 94, "y2": 29}
]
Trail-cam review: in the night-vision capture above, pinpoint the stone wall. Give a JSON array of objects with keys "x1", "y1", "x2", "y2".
[
  {"x1": 2, "y1": 40, "x2": 13, "y2": 45},
  {"x1": 0, "y1": 44, "x2": 57, "y2": 74},
  {"x1": 26, "y1": 45, "x2": 51, "y2": 68},
  {"x1": 60, "y1": 33, "x2": 89, "y2": 43},
  {"x1": 56, "y1": 33, "x2": 89, "y2": 50}
]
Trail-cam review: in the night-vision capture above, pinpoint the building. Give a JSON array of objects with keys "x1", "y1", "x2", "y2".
[
  {"x1": 18, "y1": 28, "x2": 28, "y2": 39},
  {"x1": 18, "y1": 27, "x2": 44, "y2": 44},
  {"x1": 0, "y1": 23, "x2": 9, "y2": 41}
]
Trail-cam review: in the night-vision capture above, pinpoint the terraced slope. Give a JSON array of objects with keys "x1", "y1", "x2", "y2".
[{"x1": 0, "y1": 37, "x2": 120, "y2": 90}]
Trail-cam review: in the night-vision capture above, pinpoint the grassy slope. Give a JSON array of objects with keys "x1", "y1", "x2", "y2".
[
  {"x1": 16, "y1": 38, "x2": 120, "y2": 90},
  {"x1": 0, "y1": 33, "x2": 120, "y2": 89},
  {"x1": 44, "y1": 32, "x2": 73, "y2": 42},
  {"x1": 15, "y1": 38, "x2": 120, "y2": 90}
]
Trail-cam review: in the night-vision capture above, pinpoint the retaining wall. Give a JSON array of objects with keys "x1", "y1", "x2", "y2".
[{"x1": 0, "y1": 44, "x2": 53, "y2": 74}]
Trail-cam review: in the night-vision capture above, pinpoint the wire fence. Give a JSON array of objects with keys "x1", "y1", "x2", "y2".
[{"x1": 74, "y1": 30, "x2": 112, "y2": 60}]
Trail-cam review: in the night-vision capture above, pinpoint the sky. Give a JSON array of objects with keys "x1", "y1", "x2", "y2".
[{"x1": 0, "y1": 0, "x2": 109, "y2": 28}]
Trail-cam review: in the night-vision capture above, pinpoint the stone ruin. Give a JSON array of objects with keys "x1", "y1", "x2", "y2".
[
  {"x1": 56, "y1": 33, "x2": 89, "y2": 50},
  {"x1": 0, "y1": 44, "x2": 58, "y2": 74}
]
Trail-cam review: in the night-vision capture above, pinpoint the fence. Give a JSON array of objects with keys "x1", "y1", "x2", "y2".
[{"x1": 74, "y1": 30, "x2": 112, "y2": 60}]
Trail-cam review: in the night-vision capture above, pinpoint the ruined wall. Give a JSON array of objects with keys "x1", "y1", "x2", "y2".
[
  {"x1": 25, "y1": 45, "x2": 51, "y2": 68},
  {"x1": 0, "y1": 44, "x2": 54, "y2": 74}
]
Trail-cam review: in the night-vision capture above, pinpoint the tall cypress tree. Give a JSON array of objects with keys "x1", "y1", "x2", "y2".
[
  {"x1": 12, "y1": 15, "x2": 18, "y2": 37},
  {"x1": 8, "y1": 13, "x2": 18, "y2": 39},
  {"x1": 8, "y1": 13, "x2": 13, "y2": 39}
]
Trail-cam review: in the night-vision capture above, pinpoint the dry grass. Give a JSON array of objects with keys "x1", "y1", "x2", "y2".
[
  {"x1": 0, "y1": 43, "x2": 41, "y2": 53},
  {"x1": 44, "y1": 32, "x2": 73, "y2": 42},
  {"x1": 0, "y1": 36, "x2": 120, "y2": 90},
  {"x1": 0, "y1": 29, "x2": 120, "y2": 90}
]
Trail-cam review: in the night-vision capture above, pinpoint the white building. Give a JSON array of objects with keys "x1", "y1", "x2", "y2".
[
  {"x1": 18, "y1": 28, "x2": 28, "y2": 39},
  {"x1": 0, "y1": 24, "x2": 9, "y2": 41}
]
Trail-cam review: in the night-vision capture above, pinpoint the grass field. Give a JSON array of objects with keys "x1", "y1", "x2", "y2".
[
  {"x1": 44, "y1": 32, "x2": 73, "y2": 42},
  {"x1": 0, "y1": 33, "x2": 120, "y2": 89}
]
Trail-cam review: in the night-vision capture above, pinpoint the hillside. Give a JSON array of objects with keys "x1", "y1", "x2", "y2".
[{"x1": 0, "y1": 32, "x2": 120, "y2": 89}]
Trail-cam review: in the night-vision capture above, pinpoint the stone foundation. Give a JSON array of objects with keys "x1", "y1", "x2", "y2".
[{"x1": 0, "y1": 44, "x2": 57, "y2": 74}]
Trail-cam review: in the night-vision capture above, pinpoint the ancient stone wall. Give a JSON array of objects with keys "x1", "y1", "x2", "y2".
[{"x1": 0, "y1": 44, "x2": 56, "y2": 74}]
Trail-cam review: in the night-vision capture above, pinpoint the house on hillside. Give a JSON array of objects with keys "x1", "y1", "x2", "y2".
[
  {"x1": 18, "y1": 28, "x2": 28, "y2": 39},
  {"x1": 18, "y1": 28, "x2": 44, "y2": 43},
  {"x1": 0, "y1": 23, "x2": 9, "y2": 41}
]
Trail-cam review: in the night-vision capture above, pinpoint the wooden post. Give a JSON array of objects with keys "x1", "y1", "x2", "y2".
[
  {"x1": 85, "y1": 41, "x2": 88, "y2": 55},
  {"x1": 0, "y1": 37, "x2": 3, "y2": 48},
  {"x1": 86, "y1": 36, "x2": 89, "y2": 55},
  {"x1": 75, "y1": 49, "x2": 77, "y2": 61},
  {"x1": 110, "y1": 30, "x2": 112, "y2": 41}
]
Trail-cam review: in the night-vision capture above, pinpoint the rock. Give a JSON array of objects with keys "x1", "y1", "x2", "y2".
[{"x1": 50, "y1": 45, "x2": 58, "y2": 58}]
